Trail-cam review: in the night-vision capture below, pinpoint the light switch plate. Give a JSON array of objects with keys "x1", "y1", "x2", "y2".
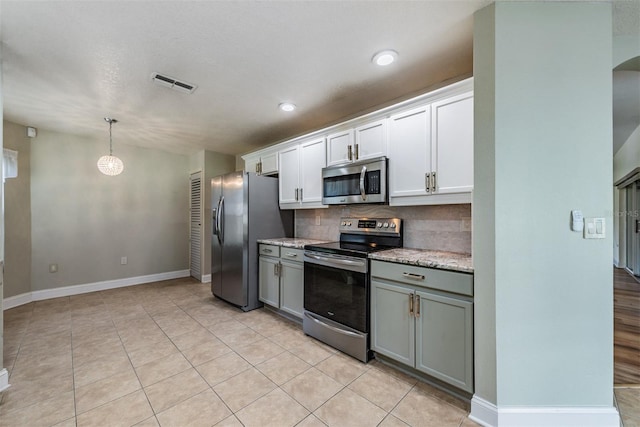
[{"x1": 584, "y1": 218, "x2": 605, "y2": 239}]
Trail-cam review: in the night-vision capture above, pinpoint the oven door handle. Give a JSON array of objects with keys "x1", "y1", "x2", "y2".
[
  {"x1": 304, "y1": 312, "x2": 363, "y2": 338},
  {"x1": 304, "y1": 253, "x2": 367, "y2": 273}
]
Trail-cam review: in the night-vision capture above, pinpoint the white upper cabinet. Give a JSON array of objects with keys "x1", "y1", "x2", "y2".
[
  {"x1": 259, "y1": 151, "x2": 279, "y2": 175},
  {"x1": 431, "y1": 92, "x2": 473, "y2": 195},
  {"x1": 388, "y1": 105, "x2": 432, "y2": 200},
  {"x1": 354, "y1": 119, "x2": 387, "y2": 162},
  {"x1": 326, "y1": 130, "x2": 354, "y2": 166},
  {"x1": 327, "y1": 120, "x2": 387, "y2": 166},
  {"x1": 299, "y1": 137, "x2": 326, "y2": 205},
  {"x1": 387, "y1": 82, "x2": 474, "y2": 206},
  {"x1": 279, "y1": 137, "x2": 327, "y2": 209},
  {"x1": 242, "y1": 148, "x2": 278, "y2": 175},
  {"x1": 278, "y1": 145, "x2": 300, "y2": 206},
  {"x1": 244, "y1": 154, "x2": 260, "y2": 175}
]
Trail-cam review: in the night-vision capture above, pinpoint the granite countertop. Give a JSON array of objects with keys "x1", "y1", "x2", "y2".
[
  {"x1": 369, "y1": 248, "x2": 473, "y2": 273},
  {"x1": 257, "y1": 237, "x2": 332, "y2": 249}
]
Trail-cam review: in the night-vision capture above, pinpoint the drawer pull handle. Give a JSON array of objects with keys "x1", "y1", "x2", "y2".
[
  {"x1": 285, "y1": 252, "x2": 297, "y2": 257},
  {"x1": 402, "y1": 272, "x2": 425, "y2": 281},
  {"x1": 263, "y1": 249, "x2": 273, "y2": 253}
]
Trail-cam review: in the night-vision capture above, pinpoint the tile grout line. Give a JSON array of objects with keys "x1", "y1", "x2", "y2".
[
  {"x1": 69, "y1": 297, "x2": 79, "y2": 427},
  {"x1": 100, "y1": 289, "x2": 157, "y2": 424},
  {"x1": 139, "y1": 282, "x2": 245, "y2": 423}
]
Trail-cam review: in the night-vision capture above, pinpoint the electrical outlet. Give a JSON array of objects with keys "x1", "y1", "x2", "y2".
[
  {"x1": 121, "y1": 257, "x2": 128, "y2": 265},
  {"x1": 315, "y1": 215, "x2": 321, "y2": 225},
  {"x1": 49, "y1": 264, "x2": 58, "y2": 273}
]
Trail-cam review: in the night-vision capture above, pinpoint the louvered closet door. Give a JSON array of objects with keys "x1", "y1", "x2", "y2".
[{"x1": 190, "y1": 172, "x2": 202, "y2": 280}]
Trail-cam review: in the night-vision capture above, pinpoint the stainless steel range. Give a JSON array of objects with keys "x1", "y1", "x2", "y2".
[{"x1": 303, "y1": 217, "x2": 403, "y2": 362}]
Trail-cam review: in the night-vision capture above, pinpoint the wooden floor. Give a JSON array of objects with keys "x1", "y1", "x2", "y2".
[{"x1": 614, "y1": 268, "x2": 640, "y2": 385}]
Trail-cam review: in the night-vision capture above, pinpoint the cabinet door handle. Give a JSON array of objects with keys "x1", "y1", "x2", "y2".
[
  {"x1": 295, "y1": 188, "x2": 299, "y2": 201},
  {"x1": 354, "y1": 143, "x2": 359, "y2": 160},
  {"x1": 431, "y1": 171, "x2": 436, "y2": 192},
  {"x1": 348, "y1": 145, "x2": 353, "y2": 161},
  {"x1": 425, "y1": 173, "x2": 431, "y2": 193},
  {"x1": 273, "y1": 263, "x2": 278, "y2": 276},
  {"x1": 402, "y1": 272, "x2": 425, "y2": 281},
  {"x1": 299, "y1": 188, "x2": 303, "y2": 201},
  {"x1": 415, "y1": 294, "x2": 421, "y2": 318},
  {"x1": 409, "y1": 293, "x2": 414, "y2": 316},
  {"x1": 255, "y1": 163, "x2": 260, "y2": 173}
]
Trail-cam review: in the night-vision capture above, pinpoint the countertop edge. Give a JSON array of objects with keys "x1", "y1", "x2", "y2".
[
  {"x1": 257, "y1": 238, "x2": 332, "y2": 250},
  {"x1": 257, "y1": 239, "x2": 474, "y2": 273},
  {"x1": 369, "y1": 249, "x2": 474, "y2": 274}
]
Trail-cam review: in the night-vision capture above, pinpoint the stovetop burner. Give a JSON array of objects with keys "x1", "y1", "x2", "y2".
[{"x1": 304, "y1": 217, "x2": 403, "y2": 258}]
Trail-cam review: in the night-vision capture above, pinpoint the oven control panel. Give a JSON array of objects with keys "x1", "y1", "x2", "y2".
[{"x1": 339, "y1": 217, "x2": 402, "y2": 235}]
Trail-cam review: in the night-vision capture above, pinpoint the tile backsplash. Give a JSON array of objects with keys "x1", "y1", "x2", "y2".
[{"x1": 295, "y1": 204, "x2": 471, "y2": 254}]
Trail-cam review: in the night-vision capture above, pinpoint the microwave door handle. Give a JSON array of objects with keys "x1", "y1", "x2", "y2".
[{"x1": 359, "y1": 166, "x2": 367, "y2": 201}]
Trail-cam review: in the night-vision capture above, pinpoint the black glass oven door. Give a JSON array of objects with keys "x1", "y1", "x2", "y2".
[{"x1": 303, "y1": 253, "x2": 369, "y2": 333}]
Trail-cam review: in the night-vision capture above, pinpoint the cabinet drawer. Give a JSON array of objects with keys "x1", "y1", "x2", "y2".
[
  {"x1": 259, "y1": 244, "x2": 280, "y2": 257},
  {"x1": 280, "y1": 248, "x2": 304, "y2": 262},
  {"x1": 371, "y1": 261, "x2": 473, "y2": 297}
]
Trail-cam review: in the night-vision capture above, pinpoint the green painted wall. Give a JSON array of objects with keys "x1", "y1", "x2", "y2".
[
  {"x1": 30, "y1": 129, "x2": 190, "y2": 291},
  {"x1": 3, "y1": 121, "x2": 31, "y2": 298},
  {"x1": 472, "y1": 2, "x2": 497, "y2": 404},
  {"x1": 475, "y1": 1, "x2": 613, "y2": 407}
]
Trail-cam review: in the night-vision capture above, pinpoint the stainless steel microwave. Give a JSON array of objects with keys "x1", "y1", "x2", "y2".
[{"x1": 321, "y1": 157, "x2": 388, "y2": 205}]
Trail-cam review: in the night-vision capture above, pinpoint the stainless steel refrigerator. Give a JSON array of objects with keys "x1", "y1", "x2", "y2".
[{"x1": 211, "y1": 171, "x2": 294, "y2": 311}]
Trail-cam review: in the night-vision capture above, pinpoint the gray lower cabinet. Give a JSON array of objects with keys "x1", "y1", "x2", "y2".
[
  {"x1": 258, "y1": 255, "x2": 280, "y2": 307},
  {"x1": 371, "y1": 260, "x2": 474, "y2": 393},
  {"x1": 258, "y1": 244, "x2": 304, "y2": 319},
  {"x1": 280, "y1": 259, "x2": 304, "y2": 317}
]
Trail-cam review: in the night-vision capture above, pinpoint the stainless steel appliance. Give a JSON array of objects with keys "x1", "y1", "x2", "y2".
[
  {"x1": 211, "y1": 171, "x2": 293, "y2": 311},
  {"x1": 321, "y1": 157, "x2": 388, "y2": 205},
  {"x1": 303, "y1": 217, "x2": 402, "y2": 362}
]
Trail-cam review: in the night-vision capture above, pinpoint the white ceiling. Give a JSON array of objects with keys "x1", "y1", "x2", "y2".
[{"x1": 1, "y1": 1, "x2": 639, "y2": 157}]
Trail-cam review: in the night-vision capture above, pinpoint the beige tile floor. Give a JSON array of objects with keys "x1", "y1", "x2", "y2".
[
  {"x1": 616, "y1": 386, "x2": 640, "y2": 427},
  {"x1": 1, "y1": 277, "x2": 479, "y2": 427}
]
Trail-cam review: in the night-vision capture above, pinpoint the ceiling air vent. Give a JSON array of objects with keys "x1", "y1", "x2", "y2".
[{"x1": 151, "y1": 72, "x2": 197, "y2": 94}]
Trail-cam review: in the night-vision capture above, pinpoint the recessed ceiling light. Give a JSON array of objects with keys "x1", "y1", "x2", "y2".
[
  {"x1": 279, "y1": 102, "x2": 296, "y2": 112},
  {"x1": 372, "y1": 50, "x2": 398, "y2": 66}
]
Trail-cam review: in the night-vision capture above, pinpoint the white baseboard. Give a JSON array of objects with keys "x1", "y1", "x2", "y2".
[
  {"x1": 201, "y1": 274, "x2": 211, "y2": 283},
  {"x1": 470, "y1": 396, "x2": 498, "y2": 426},
  {"x1": 470, "y1": 395, "x2": 620, "y2": 427},
  {"x1": 0, "y1": 369, "x2": 10, "y2": 392},
  {"x1": 3, "y1": 292, "x2": 33, "y2": 310},
  {"x1": 3, "y1": 270, "x2": 190, "y2": 310}
]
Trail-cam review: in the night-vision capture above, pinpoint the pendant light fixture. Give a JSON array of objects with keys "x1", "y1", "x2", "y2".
[{"x1": 97, "y1": 117, "x2": 124, "y2": 176}]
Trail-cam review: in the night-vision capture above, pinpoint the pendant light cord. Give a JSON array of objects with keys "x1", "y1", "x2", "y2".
[{"x1": 109, "y1": 120, "x2": 114, "y2": 156}]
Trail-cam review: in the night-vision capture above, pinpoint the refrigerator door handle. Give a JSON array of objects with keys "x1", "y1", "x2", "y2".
[
  {"x1": 214, "y1": 197, "x2": 220, "y2": 239},
  {"x1": 218, "y1": 196, "x2": 225, "y2": 244},
  {"x1": 213, "y1": 197, "x2": 221, "y2": 237}
]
